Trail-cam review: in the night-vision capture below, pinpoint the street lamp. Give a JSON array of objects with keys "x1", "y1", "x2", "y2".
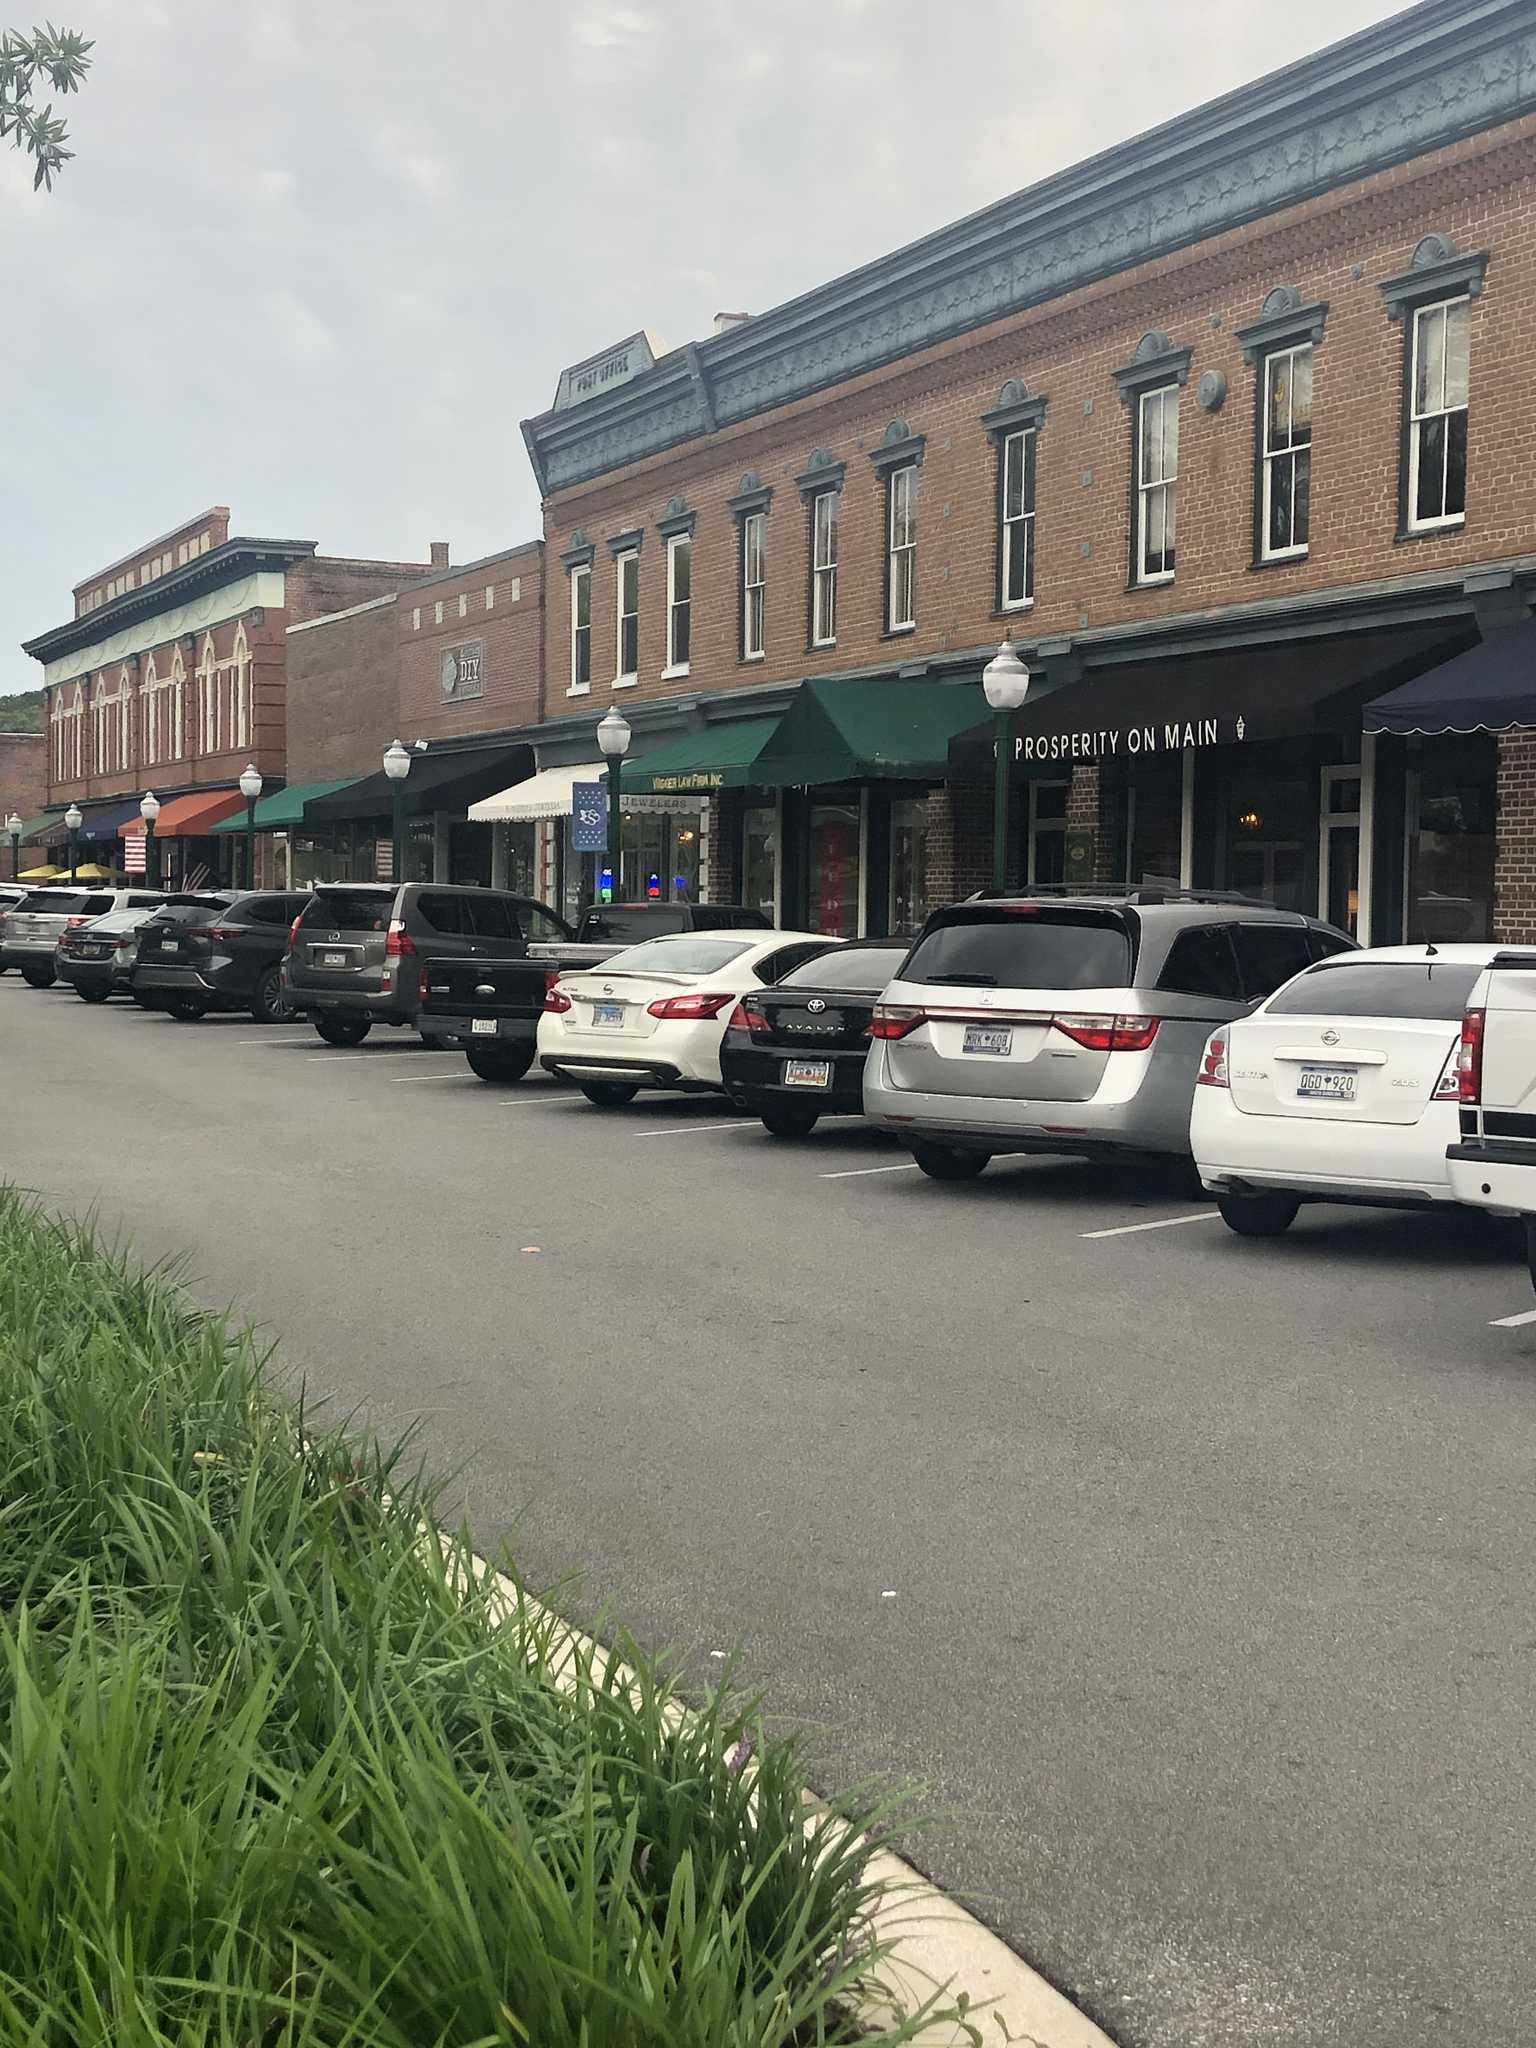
[
  {"x1": 238, "y1": 763, "x2": 263, "y2": 891},
  {"x1": 64, "y1": 803, "x2": 83, "y2": 883},
  {"x1": 5, "y1": 812, "x2": 20, "y2": 883},
  {"x1": 982, "y1": 639, "x2": 1031, "y2": 893},
  {"x1": 382, "y1": 739, "x2": 411, "y2": 889},
  {"x1": 596, "y1": 706, "x2": 631, "y2": 903},
  {"x1": 140, "y1": 791, "x2": 161, "y2": 890}
]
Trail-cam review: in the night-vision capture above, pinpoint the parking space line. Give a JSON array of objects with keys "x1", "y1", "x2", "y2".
[
  {"x1": 632, "y1": 1122, "x2": 756, "y2": 1138},
  {"x1": 1081, "y1": 1210, "x2": 1220, "y2": 1239},
  {"x1": 820, "y1": 1162, "x2": 923, "y2": 1180},
  {"x1": 391, "y1": 1072, "x2": 475, "y2": 1083},
  {"x1": 1490, "y1": 1307, "x2": 1536, "y2": 1327}
]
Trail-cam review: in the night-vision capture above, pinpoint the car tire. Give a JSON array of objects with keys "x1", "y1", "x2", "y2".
[
  {"x1": 76, "y1": 983, "x2": 111, "y2": 1004},
  {"x1": 578, "y1": 1078, "x2": 640, "y2": 1107},
  {"x1": 1216, "y1": 1191, "x2": 1300, "y2": 1238},
  {"x1": 465, "y1": 1042, "x2": 535, "y2": 1084},
  {"x1": 165, "y1": 995, "x2": 212, "y2": 1021},
  {"x1": 1524, "y1": 1216, "x2": 1536, "y2": 1295},
  {"x1": 910, "y1": 1140, "x2": 990, "y2": 1182},
  {"x1": 760, "y1": 1103, "x2": 820, "y2": 1138},
  {"x1": 20, "y1": 963, "x2": 55, "y2": 989},
  {"x1": 419, "y1": 1029, "x2": 452, "y2": 1049},
  {"x1": 249, "y1": 964, "x2": 296, "y2": 1025},
  {"x1": 313, "y1": 1014, "x2": 372, "y2": 1048}
]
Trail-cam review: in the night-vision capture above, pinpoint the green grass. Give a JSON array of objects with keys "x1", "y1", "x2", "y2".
[
  {"x1": 0, "y1": 686, "x2": 43, "y2": 732},
  {"x1": 0, "y1": 1187, "x2": 951, "y2": 2046}
]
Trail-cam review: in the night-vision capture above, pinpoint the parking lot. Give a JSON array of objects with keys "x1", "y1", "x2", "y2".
[{"x1": 5, "y1": 973, "x2": 1536, "y2": 2048}]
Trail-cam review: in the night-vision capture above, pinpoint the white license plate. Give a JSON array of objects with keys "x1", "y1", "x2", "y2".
[
  {"x1": 592, "y1": 1002, "x2": 625, "y2": 1029},
  {"x1": 161, "y1": 940, "x2": 180, "y2": 953},
  {"x1": 783, "y1": 1058, "x2": 832, "y2": 1088},
  {"x1": 1297, "y1": 1066, "x2": 1357, "y2": 1100},
  {"x1": 962, "y1": 1024, "x2": 1012, "y2": 1056},
  {"x1": 322, "y1": 951, "x2": 348, "y2": 969},
  {"x1": 471, "y1": 1017, "x2": 497, "y2": 1036}
]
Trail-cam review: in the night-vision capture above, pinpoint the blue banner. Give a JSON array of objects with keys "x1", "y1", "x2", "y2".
[{"x1": 571, "y1": 782, "x2": 608, "y2": 852}]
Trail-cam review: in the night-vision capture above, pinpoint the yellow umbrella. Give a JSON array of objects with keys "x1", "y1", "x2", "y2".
[
  {"x1": 17, "y1": 864, "x2": 62, "y2": 880},
  {"x1": 69, "y1": 862, "x2": 124, "y2": 882}
]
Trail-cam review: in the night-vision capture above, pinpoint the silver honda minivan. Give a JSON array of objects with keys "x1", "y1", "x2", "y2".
[{"x1": 863, "y1": 893, "x2": 1354, "y2": 1180}]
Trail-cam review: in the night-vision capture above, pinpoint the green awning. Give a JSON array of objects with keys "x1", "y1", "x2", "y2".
[
  {"x1": 10, "y1": 809, "x2": 64, "y2": 844},
  {"x1": 749, "y1": 677, "x2": 989, "y2": 786},
  {"x1": 620, "y1": 719, "x2": 780, "y2": 795},
  {"x1": 208, "y1": 781, "x2": 351, "y2": 832}
]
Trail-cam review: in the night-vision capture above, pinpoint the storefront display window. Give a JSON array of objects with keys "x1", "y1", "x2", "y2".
[
  {"x1": 889, "y1": 798, "x2": 927, "y2": 933},
  {"x1": 1405, "y1": 737, "x2": 1496, "y2": 942},
  {"x1": 1226, "y1": 776, "x2": 1310, "y2": 910},
  {"x1": 809, "y1": 802, "x2": 860, "y2": 935},
  {"x1": 743, "y1": 804, "x2": 778, "y2": 921},
  {"x1": 1119, "y1": 756, "x2": 1182, "y2": 887},
  {"x1": 1028, "y1": 781, "x2": 1068, "y2": 883}
]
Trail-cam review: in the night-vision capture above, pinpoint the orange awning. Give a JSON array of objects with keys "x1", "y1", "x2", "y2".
[{"x1": 121, "y1": 789, "x2": 245, "y2": 837}]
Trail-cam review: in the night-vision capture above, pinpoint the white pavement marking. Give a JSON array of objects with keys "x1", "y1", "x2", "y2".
[
  {"x1": 632, "y1": 1122, "x2": 756, "y2": 1138},
  {"x1": 1081, "y1": 1209, "x2": 1220, "y2": 1239},
  {"x1": 821, "y1": 1162, "x2": 923, "y2": 1179},
  {"x1": 1490, "y1": 1307, "x2": 1536, "y2": 1327},
  {"x1": 391, "y1": 1072, "x2": 474, "y2": 1083}
]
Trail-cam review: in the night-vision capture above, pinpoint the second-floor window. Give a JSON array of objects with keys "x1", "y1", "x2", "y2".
[
  {"x1": 570, "y1": 565, "x2": 591, "y2": 692},
  {"x1": 616, "y1": 550, "x2": 639, "y2": 681},
  {"x1": 1000, "y1": 427, "x2": 1036, "y2": 608},
  {"x1": 888, "y1": 465, "x2": 917, "y2": 630},
  {"x1": 811, "y1": 490, "x2": 838, "y2": 646},
  {"x1": 1408, "y1": 296, "x2": 1469, "y2": 530},
  {"x1": 1136, "y1": 385, "x2": 1178, "y2": 584},
  {"x1": 667, "y1": 534, "x2": 691, "y2": 672},
  {"x1": 742, "y1": 512, "x2": 766, "y2": 659},
  {"x1": 1261, "y1": 344, "x2": 1312, "y2": 558}
]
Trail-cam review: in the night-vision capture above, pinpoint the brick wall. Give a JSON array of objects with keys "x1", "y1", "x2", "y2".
[
  {"x1": 924, "y1": 782, "x2": 992, "y2": 911},
  {"x1": 288, "y1": 555, "x2": 428, "y2": 627},
  {"x1": 286, "y1": 596, "x2": 400, "y2": 784},
  {"x1": 0, "y1": 733, "x2": 47, "y2": 824},
  {"x1": 397, "y1": 545, "x2": 543, "y2": 743},
  {"x1": 1495, "y1": 731, "x2": 1536, "y2": 941}
]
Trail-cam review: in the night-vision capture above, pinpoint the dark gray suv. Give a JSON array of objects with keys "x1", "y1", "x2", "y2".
[{"x1": 284, "y1": 882, "x2": 574, "y2": 1047}]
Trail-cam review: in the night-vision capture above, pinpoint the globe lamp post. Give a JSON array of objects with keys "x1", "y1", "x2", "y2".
[
  {"x1": 382, "y1": 740, "x2": 411, "y2": 889},
  {"x1": 140, "y1": 792, "x2": 161, "y2": 890},
  {"x1": 596, "y1": 707, "x2": 631, "y2": 904},
  {"x1": 65, "y1": 803, "x2": 83, "y2": 883},
  {"x1": 238, "y1": 764, "x2": 263, "y2": 890},
  {"x1": 981, "y1": 639, "x2": 1031, "y2": 893}
]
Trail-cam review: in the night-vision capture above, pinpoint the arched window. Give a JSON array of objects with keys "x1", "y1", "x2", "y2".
[
  {"x1": 92, "y1": 677, "x2": 109, "y2": 772},
  {"x1": 169, "y1": 649, "x2": 185, "y2": 760},
  {"x1": 231, "y1": 622, "x2": 250, "y2": 749},
  {"x1": 197, "y1": 634, "x2": 219, "y2": 756},
  {"x1": 142, "y1": 655, "x2": 160, "y2": 766},
  {"x1": 116, "y1": 667, "x2": 133, "y2": 771}
]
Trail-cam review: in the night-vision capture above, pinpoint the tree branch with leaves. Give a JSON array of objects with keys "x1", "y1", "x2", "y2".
[{"x1": 1, "y1": 22, "x2": 91, "y2": 190}]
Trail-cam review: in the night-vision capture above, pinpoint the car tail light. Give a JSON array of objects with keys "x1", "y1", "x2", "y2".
[
  {"x1": 646, "y1": 991, "x2": 735, "y2": 1020},
  {"x1": 869, "y1": 1004, "x2": 925, "y2": 1040},
  {"x1": 287, "y1": 914, "x2": 302, "y2": 950},
  {"x1": 186, "y1": 924, "x2": 238, "y2": 941},
  {"x1": 385, "y1": 919, "x2": 417, "y2": 958},
  {"x1": 1456, "y1": 1008, "x2": 1485, "y2": 1105},
  {"x1": 1053, "y1": 1013, "x2": 1161, "y2": 1052},
  {"x1": 544, "y1": 985, "x2": 573, "y2": 1013},
  {"x1": 1196, "y1": 1033, "x2": 1229, "y2": 1088},
  {"x1": 728, "y1": 999, "x2": 773, "y2": 1036},
  {"x1": 65, "y1": 914, "x2": 91, "y2": 928}
]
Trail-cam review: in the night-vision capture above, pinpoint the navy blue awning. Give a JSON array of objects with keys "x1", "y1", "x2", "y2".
[{"x1": 1364, "y1": 616, "x2": 1536, "y2": 735}]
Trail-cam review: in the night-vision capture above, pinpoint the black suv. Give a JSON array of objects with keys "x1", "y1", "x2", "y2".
[
  {"x1": 133, "y1": 893, "x2": 313, "y2": 1022},
  {"x1": 284, "y1": 882, "x2": 574, "y2": 1046}
]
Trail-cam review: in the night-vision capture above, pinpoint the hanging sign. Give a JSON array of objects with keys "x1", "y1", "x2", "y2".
[{"x1": 571, "y1": 783, "x2": 608, "y2": 852}]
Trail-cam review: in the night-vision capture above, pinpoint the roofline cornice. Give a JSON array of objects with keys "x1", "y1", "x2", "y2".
[
  {"x1": 24, "y1": 538, "x2": 318, "y2": 664},
  {"x1": 523, "y1": 0, "x2": 1536, "y2": 496}
]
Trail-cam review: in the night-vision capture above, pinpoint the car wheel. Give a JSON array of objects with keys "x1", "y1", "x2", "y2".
[
  {"x1": 760, "y1": 1103, "x2": 820, "y2": 1138},
  {"x1": 165, "y1": 995, "x2": 212, "y2": 1021},
  {"x1": 249, "y1": 964, "x2": 296, "y2": 1025},
  {"x1": 1523, "y1": 1216, "x2": 1536, "y2": 1294},
  {"x1": 76, "y1": 983, "x2": 111, "y2": 1004},
  {"x1": 465, "y1": 1042, "x2": 535, "y2": 1084},
  {"x1": 910, "y1": 1140, "x2": 990, "y2": 1182},
  {"x1": 314, "y1": 1014, "x2": 372, "y2": 1048},
  {"x1": 20, "y1": 963, "x2": 55, "y2": 989},
  {"x1": 1216, "y1": 1191, "x2": 1300, "y2": 1238},
  {"x1": 578, "y1": 1078, "x2": 640, "y2": 1107}
]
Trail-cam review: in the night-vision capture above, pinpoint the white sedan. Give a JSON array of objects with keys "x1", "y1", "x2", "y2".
[
  {"x1": 538, "y1": 929, "x2": 833, "y2": 1105},
  {"x1": 1190, "y1": 943, "x2": 1502, "y2": 1236}
]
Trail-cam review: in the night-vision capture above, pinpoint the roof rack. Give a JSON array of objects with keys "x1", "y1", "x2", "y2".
[{"x1": 968, "y1": 883, "x2": 1279, "y2": 909}]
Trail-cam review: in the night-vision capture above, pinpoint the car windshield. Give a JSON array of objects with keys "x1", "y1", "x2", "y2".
[
  {"x1": 300, "y1": 892, "x2": 393, "y2": 932},
  {"x1": 602, "y1": 935, "x2": 755, "y2": 977},
  {"x1": 903, "y1": 910, "x2": 1132, "y2": 990},
  {"x1": 779, "y1": 947, "x2": 909, "y2": 992},
  {"x1": 581, "y1": 907, "x2": 689, "y2": 941},
  {"x1": 1265, "y1": 958, "x2": 1485, "y2": 1021}
]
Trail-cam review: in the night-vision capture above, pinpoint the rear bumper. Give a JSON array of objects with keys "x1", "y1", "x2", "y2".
[
  {"x1": 287, "y1": 981, "x2": 415, "y2": 1025},
  {"x1": 425, "y1": 1013, "x2": 539, "y2": 1046},
  {"x1": 539, "y1": 1053, "x2": 717, "y2": 1090},
  {"x1": 720, "y1": 1044, "x2": 868, "y2": 1116},
  {"x1": 861, "y1": 1042, "x2": 1180, "y2": 1158},
  {"x1": 1192, "y1": 1091, "x2": 1458, "y2": 1204},
  {"x1": 1, "y1": 940, "x2": 56, "y2": 965},
  {"x1": 1447, "y1": 1141, "x2": 1536, "y2": 1211},
  {"x1": 135, "y1": 964, "x2": 219, "y2": 995},
  {"x1": 57, "y1": 958, "x2": 117, "y2": 991}
]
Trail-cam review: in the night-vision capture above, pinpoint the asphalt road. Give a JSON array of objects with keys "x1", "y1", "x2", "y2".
[{"x1": 4, "y1": 974, "x2": 1534, "y2": 2048}]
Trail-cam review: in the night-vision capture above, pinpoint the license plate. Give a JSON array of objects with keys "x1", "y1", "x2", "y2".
[
  {"x1": 783, "y1": 1058, "x2": 832, "y2": 1088},
  {"x1": 962, "y1": 1024, "x2": 1012, "y2": 1056},
  {"x1": 1297, "y1": 1066, "x2": 1356, "y2": 1100},
  {"x1": 592, "y1": 1002, "x2": 625, "y2": 1028},
  {"x1": 322, "y1": 951, "x2": 348, "y2": 969},
  {"x1": 162, "y1": 940, "x2": 179, "y2": 953},
  {"x1": 471, "y1": 1017, "x2": 497, "y2": 1036}
]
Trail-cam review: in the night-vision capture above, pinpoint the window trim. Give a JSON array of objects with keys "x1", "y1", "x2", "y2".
[
  {"x1": 809, "y1": 487, "x2": 839, "y2": 650},
  {"x1": 1133, "y1": 384, "x2": 1179, "y2": 588},
  {"x1": 1235, "y1": 288, "x2": 1327, "y2": 569},
  {"x1": 1378, "y1": 236, "x2": 1488, "y2": 542},
  {"x1": 613, "y1": 547, "x2": 640, "y2": 687},
  {"x1": 568, "y1": 562, "x2": 592, "y2": 697},
  {"x1": 664, "y1": 530, "x2": 691, "y2": 677},
  {"x1": 997, "y1": 427, "x2": 1037, "y2": 611},
  {"x1": 981, "y1": 381, "x2": 1047, "y2": 616},
  {"x1": 795, "y1": 449, "x2": 845, "y2": 651},
  {"x1": 1111, "y1": 333, "x2": 1191, "y2": 590},
  {"x1": 885, "y1": 462, "x2": 919, "y2": 634},
  {"x1": 1403, "y1": 294, "x2": 1471, "y2": 537},
  {"x1": 727, "y1": 471, "x2": 773, "y2": 664},
  {"x1": 1256, "y1": 342, "x2": 1313, "y2": 564}
]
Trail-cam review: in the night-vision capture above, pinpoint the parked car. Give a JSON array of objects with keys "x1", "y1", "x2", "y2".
[
  {"x1": 1, "y1": 886, "x2": 182, "y2": 988},
  {"x1": 132, "y1": 891, "x2": 315, "y2": 1022},
  {"x1": 862, "y1": 892, "x2": 1355, "y2": 1181},
  {"x1": 1444, "y1": 949, "x2": 1536, "y2": 1285},
  {"x1": 538, "y1": 929, "x2": 833, "y2": 1104},
  {"x1": 55, "y1": 907, "x2": 167, "y2": 1003},
  {"x1": 284, "y1": 883, "x2": 574, "y2": 1047},
  {"x1": 1191, "y1": 944, "x2": 1502, "y2": 1235},
  {"x1": 719, "y1": 938, "x2": 911, "y2": 1135},
  {"x1": 0, "y1": 883, "x2": 29, "y2": 968},
  {"x1": 528, "y1": 900, "x2": 774, "y2": 971}
]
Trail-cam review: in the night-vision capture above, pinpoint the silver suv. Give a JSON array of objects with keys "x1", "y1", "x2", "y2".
[
  {"x1": 1, "y1": 886, "x2": 181, "y2": 988},
  {"x1": 863, "y1": 892, "x2": 1354, "y2": 1180}
]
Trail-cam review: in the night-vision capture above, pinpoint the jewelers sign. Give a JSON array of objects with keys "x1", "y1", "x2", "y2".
[{"x1": 1014, "y1": 714, "x2": 1248, "y2": 763}]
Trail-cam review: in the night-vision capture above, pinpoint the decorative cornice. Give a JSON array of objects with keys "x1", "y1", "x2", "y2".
[
  {"x1": 656, "y1": 496, "x2": 697, "y2": 541},
  {"x1": 1111, "y1": 331, "x2": 1193, "y2": 401},
  {"x1": 521, "y1": 0, "x2": 1536, "y2": 495},
  {"x1": 23, "y1": 538, "x2": 315, "y2": 666},
  {"x1": 980, "y1": 378, "x2": 1049, "y2": 441},
  {"x1": 1379, "y1": 230, "x2": 1492, "y2": 319},
  {"x1": 606, "y1": 528, "x2": 644, "y2": 559},
  {"x1": 1234, "y1": 284, "x2": 1331, "y2": 363},
  {"x1": 559, "y1": 530, "x2": 595, "y2": 572},
  {"x1": 726, "y1": 470, "x2": 774, "y2": 518},
  {"x1": 795, "y1": 448, "x2": 847, "y2": 501},
  {"x1": 868, "y1": 418, "x2": 926, "y2": 479}
]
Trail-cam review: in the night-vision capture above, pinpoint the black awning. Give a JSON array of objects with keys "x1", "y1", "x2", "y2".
[
  {"x1": 302, "y1": 744, "x2": 535, "y2": 824},
  {"x1": 950, "y1": 622, "x2": 1474, "y2": 772},
  {"x1": 1363, "y1": 615, "x2": 1536, "y2": 734}
]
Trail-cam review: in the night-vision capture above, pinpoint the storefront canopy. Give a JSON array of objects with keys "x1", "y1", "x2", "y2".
[
  {"x1": 949, "y1": 623, "x2": 1475, "y2": 772},
  {"x1": 750, "y1": 677, "x2": 990, "y2": 787},
  {"x1": 469, "y1": 761, "x2": 604, "y2": 823},
  {"x1": 305, "y1": 744, "x2": 534, "y2": 824},
  {"x1": 37, "y1": 795, "x2": 146, "y2": 845},
  {"x1": 619, "y1": 719, "x2": 780, "y2": 795},
  {"x1": 122, "y1": 789, "x2": 245, "y2": 838},
  {"x1": 208, "y1": 781, "x2": 350, "y2": 833},
  {"x1": 1363, "y1": 615, "x2": 1536, "y2": 735},
  {"x1": 11, "y1": 810, "x2": 64, "y2": 845}
]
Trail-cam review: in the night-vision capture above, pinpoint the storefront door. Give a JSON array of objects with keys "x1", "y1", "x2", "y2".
[
  {"x1": 1319, "y1": 767, "x2": 1362, "y2": 937},
  {"x1": 742, "y1": 803, "x2": 778, "y2": 920},
  {"x1": 809, "y1": 803, "x2": 860, "y2": 935},
  {"x1": 889, "y1": 798, "x2": 927, "y2": 934}
]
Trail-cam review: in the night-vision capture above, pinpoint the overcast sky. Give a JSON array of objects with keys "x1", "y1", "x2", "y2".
[{"x1": 0, "y1": 0, "x2": 1413, "y2": 702}]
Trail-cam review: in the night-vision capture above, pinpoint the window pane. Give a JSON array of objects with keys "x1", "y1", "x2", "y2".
[
  {"x1": 1291, "y1": 446, "x2": 1310, "y2": 547},
  {"x1": 1415, "y1": 304, "x2": 1444, "y2": 417},
  {"x1": 1004, "y1": 433, "x2": 1025, "y2": 519},
  {"x1": 1232, "y1": 924, "x2": 1314, "y2": 1000},
  {"x1": 1290, "y1": 348, "x2": 1312, "y2": 441},
  {"x1": 744, "y1": 514, "x2": 764, "y2": 585},
  {"x1": 1444, "y1": 298, "x2": 1471, "y2": 408},
  {"x1": 1268, "y1": 454, "x2": 1294, "y2": 552},
  {"x1": 1445, "y1": 408, "x2": 1468, "y2": 517},
  {"x1": 1267, "y1": 352, "x2": 1292, "y2": 452},
  {"x1": 467, "y1": 894, "x2": 514, "y2": 941},
  {"x1": 814, "y1": 492, "x2": 837, "y2": 568},
  {"x1": 671, "y1": 539, "x2": 690, "y2": 603},
  {"x1": 1156, "y1": 926, "x2": 1241, "y2": 1001},
  {"x1": 621, "y1": 555, "x2": 638, "y2": 611},
  {"x1": 575, "y1": 569, "x2": 590, "y2": 627},
  {"x1": 1267, "y1": 959, "x2": 1480, "y2": 1020},
  {"x1": 892, "y1": 547, "x2": 914, "y2": 627},
  {"x1": 1416, "y1": 413, "x2": 1447, "y2": 522}
]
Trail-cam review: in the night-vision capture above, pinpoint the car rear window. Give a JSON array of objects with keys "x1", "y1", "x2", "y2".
[
  {"x1": 903, "y1": 910, "x2": 1132, "y2": 990},
  {"x1": 515, "y1": 902, "x2": 573, "y2": 943},
  {"x1": 582, "y1": 907, "x2": 689, "y2": 941},
  {"x1": 604, "y1": 935, "x2": 755, "y2": 976},
  {"x1": 18, "y1": 891, "x2": 91, "y2": 914},
  {"x1": 690, "y1": 906, "x2": 772, "y2": 930},
  {"x1": 86, "y1": 910, "x2": 153, "y2": 935},
  {"x1": 779, "y1": 946, "x2": 909, "y2": 991},
  {"x1": 236, "y1": 895, "x2": 297, "y2": 926},
  {"x1": 300, "y1": 892, "x2": 393, "y2": 932},
  {"x1": 1265, "y1": 958, "x2": 1484, "y2": 1020}
]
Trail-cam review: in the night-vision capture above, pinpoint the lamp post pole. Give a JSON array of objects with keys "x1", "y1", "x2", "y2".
[
  {"x1": 382, "y1": 740, "x2": 411, "y2": 890},
  {"x1": 5, "y1": 812, "x2": 21, "y2": 883},
  {"x1": 596, "y1": 707, "x2": 632, "y2": 904},
  {"x1": 238, "y1": 764, "x2": 263, "y2": 890},
  {"x1": 981, "y1": 639, "x2": 1031, "y2": 893},
  {"x1": 140, "y1": 792, "x2": 161, "y2": 890},
  {"x1": 65, "y1": 803, "x2": 82, "y2": 884}
]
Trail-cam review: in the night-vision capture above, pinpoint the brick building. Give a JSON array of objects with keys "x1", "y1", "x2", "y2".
[
  {"x1": 0, "y1": 734, "x2": 47, "y2": 875},
  {"x1": 519, "y1": 0, "x2": 1536, "y2": 940}
]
